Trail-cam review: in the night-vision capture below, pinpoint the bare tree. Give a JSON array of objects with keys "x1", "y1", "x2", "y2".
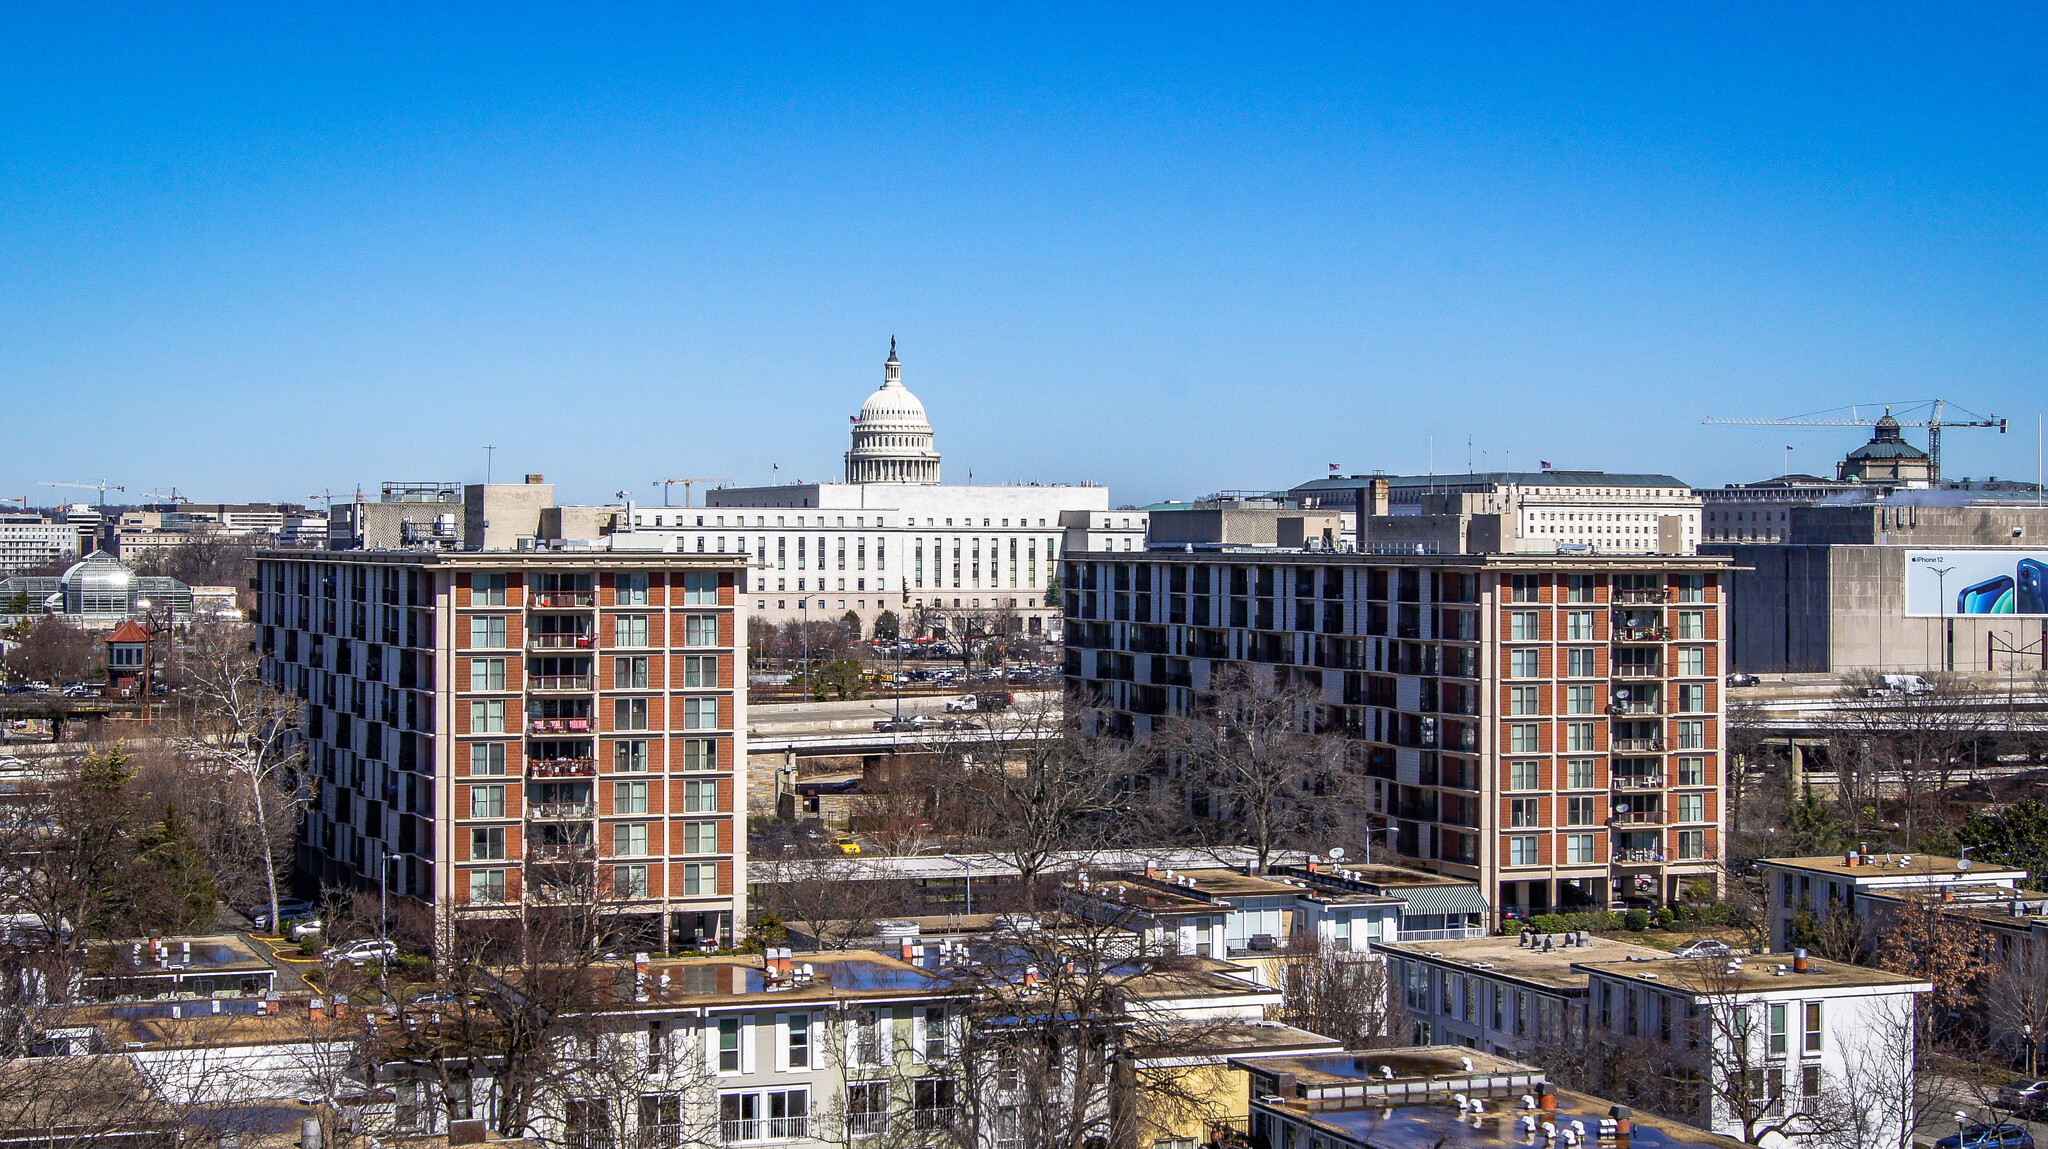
[
  {"x1": 0, "y1": 616, "x2": 97, "y2": 684},
  {"x1": 1981, "y1": 935, "x2": 2048, "y2": 1077},
  {"x1": 751, "y1": 855, "x2": 922, "y2": 950},
  {"x1": 1268, "y1": 935, "x2": 1406, "y2": 1050}
]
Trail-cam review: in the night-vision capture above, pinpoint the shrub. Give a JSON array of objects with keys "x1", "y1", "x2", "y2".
[
  {"x1": 1655, "y1": 907, "x2": 1676, "y2": 931},
  {"x1": 1625, "y1": 909, "x2": 1651, "y2": 932}
]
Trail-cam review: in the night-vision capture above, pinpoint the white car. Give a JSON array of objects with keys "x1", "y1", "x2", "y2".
[{"x1": 323, "y1": 939, "x2": 398, "y2": 967}]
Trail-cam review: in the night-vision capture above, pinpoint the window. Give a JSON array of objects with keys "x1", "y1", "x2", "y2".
[
  {"x1": 469, "y1": 784, "x2": 505, "y2": 819},
  {"x1": 787, "y1": 1013, "x2": 811, "y2": 1068},
  {"x1": 473, "y1": 573, "x2": 507, "y2": 606},
  {"x1": 683, "y1": 862, "x2": 717, "y2": 896},
  {"x1": 1566, "y1": 574, "x2": 1595, "y2": 602},
  {"x1": 1677, "y1": 610, "x2": 1706, "y2": 639},
  {"x1": 470, "y1": 741, "x2": 507, "y2": 775},
  {"x1": 614, "y1": 781, "x2": 649, "y2": 814},
  {"x1": 1676, "y1": 756, "x2": 1706, "y2": 785},
  {"x1": 684, "y1": 655, "x2": 716, "y2": 687},
  {"x1": 1510, "y1": 761, "x2": 1540, "y2": 790},
  {"x1": 1511, "y1": 574, "x2": 1539, "y2": 602},
  {"x1": 470, "y1": 700, "x2": 505, "y2": 733},
  {"x1": 1508, "y1": 723, "x2": 1541, "y2": 753},
  {"x1": 912, "y1": 1079, "x2": 955, "y2": 1129},
  {"x1": 1566, "y1": 648, "x2": 1597, "y2": 677},
  {"x1": 615, "y1": 615, "x2": 650, "y2": 647},
  {"x1": 469, "y1": 657, "x2": 506, "y2": 691},
  {"x1": 1567, "y1": 796, "x2": 1597, "y2": 825},
  {"x1": 616, "y1": 572, "x2": 649, "y2": 605},
  {"x1": 683, "y1": 821, "x2": 719, "y2": 854},
  {"x1": 1677, "y1": 720, "x2": 1706, "y2": 749},
  {"x1": 683, "y1": 779, "x2": 718, "y2": 812},
  {"x1": 614, "y1": 822, "x2": 650, "y2": 856},
  {"x1": 1510, "y1": 686, "x2": 1541, "y2": 716},
  {"x1": 1678, "y1": 683, "x2": 1707, "y2": 712},
  {"x1": 1678, "y1": 646, "x2": 1706, "y2": 676},
  {"x1": 1509, "y1": 611, "x2": 1541, "y2": 640},
  {"x1": 846, "y1": 1082, "x2": 888, "y2": 1137},
  {"x1": 614, "y1": 698, "x2": 650, "y2": 731},
  {"x1": 1566, "y1": 685, "x2": 1597, "y2": 714},
  {"x1": 1566, "y1": 722, "x2": 1596, "y2": 752},
  {"x1": 638, "y1": 1096, "x2": 681, "y2": 1147},
  {"x1": 1803, "y1": 1003, "x2": 1822, "y2": 1053},
  {"x1": 685, "y1": 615, "x2": 719, "y2": 646},
  {"x1": 718, "y1": 1018, "x2": 741, "y2": 1072},
  {"x1": 1565, "y1": 833, "x2": 1597, "y2": 863},
  {"x1": 1676, "y1": 574, "x2": 1706, "y2": 602},
  {"x1": 615, "y1": 739, "x2": 649, "y2": 772},
  {"x1": 684, "y1": 697, "x2": 719, "y2": 729},
  {"x1": 1508, "y1": 836, "x2": 1539, "y2": 866},
  {"x1": 1769, "y1": 1003, "x2": 1787, "y2": 1055},
  {"x1": 470, "y1": 827, "x2": 506, "y2": 860},
  {"x1": 1510, "y1": 798, "x2": 1540, "y2": 827},
  {"x1": 681, "y1": 739, "x2": 718, "y2": 771},
  {"x1": 614, "y1": 656, "x2": 649, "y2": 689},
  {"x1": 1676, "y1": 793, "x2": 1706, "y2": 822},
  {"x1": 468, "y1": 615, "x2": 507, "y2": 648},
  {"x1": 851, "y1": 1009, "x2": 885, "y2": 1066},
  {"x1": 470, "y1": 869, "x2": 506, "y2": 903},
  {"x1": 921, "y1": 1007, "x2": 950, "y2": 1060},
  {"x1": 1510, "y1": 649, "x2": 1540, "y2": 678},
  {"x1": 613, "y1": 864, "x2": 650, "y2": 899},
  {"x1": 1676, "y1": 829, "x2": 1706, "y2": 859},
  {"x1": 1565, "y1": 610, "x2": 1595, "y2": 640},
  {"x1": 683, "y1": 572, "x2": 719, "y2": 604}
]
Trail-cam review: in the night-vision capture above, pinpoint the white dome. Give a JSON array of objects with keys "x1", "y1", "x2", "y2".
[
  {"x1": 846, "y1": 341, "x2": 942, "y2": 484},
  {"x1": 857, "y1": 381, "x2": 931, "y2": 427}
]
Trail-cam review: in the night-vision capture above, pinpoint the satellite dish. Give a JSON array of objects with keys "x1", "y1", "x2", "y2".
[
  {"x1": 1329, "y1": 847, "x2": 1347, "y2": 860},
  {"x1": 1957, "y1": 858, "x2": 1973, "y2": 872},
  {"x1": 1615, "y1": 803, "x2": 1630, "y2": 814}
]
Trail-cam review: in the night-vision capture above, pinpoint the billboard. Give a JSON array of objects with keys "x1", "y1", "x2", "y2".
[{"x1": 1904, "y1": 551, "x2": 2048, "y2": 617}]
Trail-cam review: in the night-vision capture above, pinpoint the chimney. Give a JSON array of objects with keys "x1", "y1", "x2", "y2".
[
  {"x1": 900, "y1": 939, "x2": 915, "y2": 962},
  {"x1": 1145, "y1": 862, "x2": 1158, "y2": 880},
  {"x1": 333, "y1": 1000, "x2": 349, "y2": 1019},
  {"x1": 525, "y1": 474, "x2": 545, "y2": 485},
  {"x1": 1610, "y1": 1105, "x2": 1633, "y2": 1148},
  {"x1": 1845, "y1": 850, "x2": 1859, "y2": 867},
  {"x1": 310, "y1": 997, "x2": 326, "y2": 1023},
  {"x1": 1793, "y1": 948, "x2": 1810, "y2": 974},
  {"x1": 1370, "y1": 477, "x2": 1391, "y2": 517},
  {"x1": 1023, "y1": 966, "x2": 1039, "y2": 990},
  {"x1": 1538, "y1": 1085, "x2": 1557, "y2": 1112}
]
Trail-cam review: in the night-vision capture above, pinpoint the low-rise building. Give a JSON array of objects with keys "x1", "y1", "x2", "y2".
[
  {"x1": 1755, "y1": 851, "x2": 2029, "y2": 953},
  {"x1": 1376, "y1": 931, "x2": 1668, "y2": 1056}
]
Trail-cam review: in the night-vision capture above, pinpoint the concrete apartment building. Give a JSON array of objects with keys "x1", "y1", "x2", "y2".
[
  {"x1": 0, "y1": 514, "x2": 79, "y2": 575},
  {"x1": 1290, "y1": 470, "x2": 1703, "y2": 555},
  {"x1": 256, "y1": 537, "x2": 748, "y2": 950},
  {"x1": 1063, "y1": 546, "x2": 1732, "y2": 920}
]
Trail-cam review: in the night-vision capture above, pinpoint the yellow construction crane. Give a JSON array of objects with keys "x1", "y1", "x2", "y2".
[
  {"x1": 652, "y1": 478, "x2": 726, "y2": 508},
  {"x1": 1703, "y1": 399, "x2": 2006, "y2": 485},
  {"x1": 38, "y1": 480, "x2": 125, "y2": 507}
]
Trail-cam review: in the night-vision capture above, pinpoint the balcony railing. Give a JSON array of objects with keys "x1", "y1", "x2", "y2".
[
  {"x1": 845, "y1": 1113, "x2": 889, "y2": 1138},
  {"x1": 1610, "y1": 810, "x2": 1665, "y2": 826},
  {"x1": 721, "y1": 1118, "x2": 809, "y2": 1144},
  {"x1": 529, "y1": 758, "x2": 596, "y2": 777},
  {"x1": 531, "y1": 591, "x2": 596, "y2": 608},
  {"x1": 1613, "y1": 627, "x2": 1670, "y2": 642},
  {"x1": 1613, "y1": 665, "x2": 1661, "y2": 678},
  {"x1": 529, "y1": 674, "x2": 594, "y2": 692},
  {"x1": 1613, "y1": 848, "x2": 1667, "y2": 864},
  {"x1": 1613, "y1": 737, "x2": 1665, "y2": 753},
  {"x1": 529, "y1": 716, "x2": 595, "y2": 734},
  {"x1": 528, "y1": 844, "x2": 595, "y2": 862},
  {"x1": 529, "y1": 801, "x2": 596, "y2": 820},
  {"x1": 1398, "y1": 926, "x2": 1488, "y2": 942},
  {"x1": 530, "y1": 633, "x2": 595, "y2": 649},
  {"x1": 1607, "y1": 701, "x2": 1660, "y2": 715},
  {"x1": 1611, "y1": 774, "x2": 1666, "y2": 790},
  {"x1": 1614, "y1": 589, "x2": 1666, "y2": 604}
]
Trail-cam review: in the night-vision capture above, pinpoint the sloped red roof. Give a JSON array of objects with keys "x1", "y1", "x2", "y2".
[{"x1": 105, "y1": 621, "x2": 151, "y2": 644}]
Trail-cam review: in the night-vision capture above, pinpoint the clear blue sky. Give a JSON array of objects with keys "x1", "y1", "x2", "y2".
[{"x1": 4, "y1": 5, "x2": 2045, "y2": 508}]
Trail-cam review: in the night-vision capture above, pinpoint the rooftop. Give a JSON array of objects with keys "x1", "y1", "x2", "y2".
[
  {"x1": 498, "y1": 950, "x2": 967, "y2": 1012},
  {"x1": 89, "y1": 934, "x2": 273, "y2": 974},
  {"x1": 1291, "y1": 471, "x2": 1693, "y2": 493},
  {"x1": 1376, "y1": 934, "x2": 1667, "y2": 993},
  {"x1": 1758, "y1": 853, "x2": 2028, "y2": 881},
  {"x1": 1573, "y1": 952, "x2": 1934, "y2": 995}
]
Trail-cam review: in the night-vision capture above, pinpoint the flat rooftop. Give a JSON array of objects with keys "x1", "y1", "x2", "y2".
[
  {"x1": 1573, "y1": 953, "x2": 1934, "y2": 995},
  {"x1": 1377, "y1": 934, "x2": 1667, "y2": 992},
  {"x1": 1758, "y1": 854, "x2": 2027, "y2": 881},
  {"x1": 91, "y1": 934, "x2": 272, "y2": 974},
  {"x1": 502, "y1": 950, "x2": 966, "y2": 1011}
]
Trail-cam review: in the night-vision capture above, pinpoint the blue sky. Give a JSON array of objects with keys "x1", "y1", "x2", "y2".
[{"x1": 3, "y1": 5, "x2": 2045, "y2": 508}]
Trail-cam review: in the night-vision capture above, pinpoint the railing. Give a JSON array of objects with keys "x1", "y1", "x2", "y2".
[
  {"x1": 528, "y1": 844, "x2": 594, "y2": 862},
  {"x1": 1398, "y1": 926, "x2": 1488, "y2": 942},
  {"x1": 1611, "y1": 810, "x2": 1665, "y2": 826},
  {"x1": 529, "y1": 758, "x2": 596, "y2": 777},
  {"x1": 639, "y1": 1126, "x2": 687, "y2": 1149},
  {"x1": 910, "y1": 1109, "x2": 956, "y2": 1132},
  {"x1": 1613, "y1": 848, "x2": 1667, "y2": 864},
  {"x1": 721, "y1": 1118, "x2": 809, "y2": 1143},
  {"x1": 529, "y1": 801, "x2": 595, "y2": 819},
  {"x1": 1613, "y1": 627, "x2": 1670, "y2": 642},
  {"x1": 1607, "y1": 701, "x2": 1660, "y2": 715},
  {"x1": 1613, "y1": 737, "x2": 1665, "y2": 752},
  {"x1": 529, "y1": 674, "x2": 594, "y2": 692},
  {"x1": 1613, "y1": 665, "x2": 1661, "y2": 678},
  {"x1": 1614, "y1": 589, "x2": 1666, "y2": 604},
  {"x1": 530, "y1": 633, "x2": 595, "y2": 649},
  {"x1": 845, "y1": 1113, "x2": 889, "y2": 1138},
  {"x1": 1611, "y1": 774, "x2": 1666, "y2": 790},
  {"x1": 529, "y1": 717, "x2": 595, "y2": 733},
  {"x1": 531, "y1": 591, "x2": 596, "y2": 608}
]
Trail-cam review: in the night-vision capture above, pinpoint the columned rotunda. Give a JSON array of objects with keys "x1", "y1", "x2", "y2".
[{"x1": 844, "y1": 340, "x2": 941, "y2": 484}]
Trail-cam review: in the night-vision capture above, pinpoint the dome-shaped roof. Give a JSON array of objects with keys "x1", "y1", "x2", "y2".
[
  {"x1": 60, "y1": 551, "x2": 135, "y2": 595},
  {"x1": 857, "y1": 380, "x2": 931, "y2": 427}
]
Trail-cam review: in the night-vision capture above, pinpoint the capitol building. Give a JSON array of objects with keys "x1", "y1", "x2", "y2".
[{"x1": 631, "y1": 343, "x2": 1145, "y2": 636}]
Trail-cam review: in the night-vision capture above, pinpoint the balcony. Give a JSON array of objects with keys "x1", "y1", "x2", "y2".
[
  {"x1": 530, "y1": 591, "x2": 596, "y2": 609},
  {"x1": 1614, "y1": 589, "x2": 1666, "y2": 605},
  {"x1": 1613, "y1": 626, "x2": 1670, "y2": 642},
  {"x1": 1398, "y1": 925, "x2": 1488, "y2": 942},
  {"x1": 529, "y1": 801, "x2": 595, "y2": 820},
  {"x1": 1613, "y1": 737, "x2": 1665, "y2": 753},
  {"x1": 528, "y1": 674, "x2": 594, "y2": 693},
  {"x1": 1610, "y1": 809, "x2": 1665, "y2": 826},
  {"x1": 528, "y1": 757, "x2": 596, "y2": 778},
  {"x1": 529, "y1": 633, "x2": 595, "y2": 650},
  {"x1": 529, "y1": 716, "x2": 595, "y2": 734},
  {"x1": 1612, "y1": 848, "x2": 1668, "y2": 865},
  {"x1": 1613, "y1": 664, "x2": 1661, "y2": 678},
  {"x1": 1607, "y1": 700, "x2": 1660, "y2": 716},
  {"x1": 1611, "y1": 774, "x2": 1666, "y2": 791},
  {"x1": 528, "y1": 844, "x2": 595, "y2": 862},
  {"x1": 721, "y1": 1118, "x2": 810, "y2": 1144}
]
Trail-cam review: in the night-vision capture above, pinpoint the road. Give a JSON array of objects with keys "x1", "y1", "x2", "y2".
[{"x1": 748, "y1": 689, "x2": 1058, "y2": 735}]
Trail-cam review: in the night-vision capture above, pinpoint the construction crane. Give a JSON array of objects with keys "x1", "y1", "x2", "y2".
[
  {"x1": 144, "y1": 487, "x2": 190, "y2": 504},
  {"x1": 1703, "y1": 399, "x2": 2006, "y2": 485},
  {"x1": 307, "y1": 489, "x2": 350, "y2": 511},
  {"x1": 38, "y1": 480, "x2": 125, "y2": 507},
  {"x1": 652, "y1": 478, "x2": 726, "y2": 508}
]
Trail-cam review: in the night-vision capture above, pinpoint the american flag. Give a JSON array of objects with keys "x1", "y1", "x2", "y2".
[
  {"x1": 1540, "y1": 461, "x2": 1552, "y2": 469},
  {"x1": 1328, "y1": 463, "x2": 1340, "y2": 472},
  {"x1": 849, "y1": 415, "x2": 859, "y2": 424}
]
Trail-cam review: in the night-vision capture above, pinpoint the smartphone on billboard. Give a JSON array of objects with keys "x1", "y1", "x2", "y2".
[
  {"x1": 1957, "y1": 575, "x2": 2014, "y2": 615},
  {"x1": 2018, "y1": 559, "x2": 2047, "y2": 615}
]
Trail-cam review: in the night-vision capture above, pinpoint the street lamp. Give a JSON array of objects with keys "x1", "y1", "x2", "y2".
[
  {"x1": 1931, "y1": 566, "x2": 1955, "y2": 672},
  {"x1": 798, "y1": 597, "x2": 810, "y2": 710},
  {"x1": 379, "y1": 851, "x2": 401, "y2": 995}
]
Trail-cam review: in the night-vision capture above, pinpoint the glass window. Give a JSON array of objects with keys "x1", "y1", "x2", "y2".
[
  {"x1": 469, "y1": 784, "x2": 505, "y2": 819},
  {"x1": 684, "y1": 779, "x2": 718, "y2": 812},
  {"x1": 470, "y1": 869, "x2": 506, "y2": 903},
  {"x1": 468, "y1": 615, "x2": 507, "y2": 649},
  {"x1": 1510, "y1": 686, "x2": 1541, "y2": 716},
  {"x1": 1508, "y1": 723, "x2": 1541, "y2": 753},
  {"x1": 469, "y1": 657, "x2": 506, "y2": 692},
  {"x1": 470, "y1": 827, "x2": 506, "y2": 860},
  {"x1": 1566, "y1": 574, "x2": 1595, "y2": 603},
  {"x1": 1675, "y1": 574, "x2": 1706, "y2": 602},
  {"x1": 684, "y1": 697, "x2": 719, "y2": 729},
  {"x1": 1566, "y1": 648, "x2": 1597, "y2": 677},
  {"x1": 1804, "y1": 1003, "x2": 1822, "y2": 1053},
  {"x1": 1565, "y1": 610, "x2": 1595, "y2": 640},
  {"x1": 684, "y1": 655, "x2": 717, "y2": 688},
  {"x1": 614, "y1": 822, "x2": 649, "y2": 856},
  {"x1": 718, "y1": 1018, "x2": 740, "y2": 1072},
  {"x1": 1567, "y1": 795, "x2": 1597, "y2": 826},
  {"x1": 1508, "y1": 835, "x2": 1539, "y2": 866},
  {"x1": 1511, "y1": 574, "x2": 1539, "y2": 603},
  {"x1": 1676, "y1": 829, "x2": 1706, "y2": 860},
  {"x1": 683, "y1": 572, "x2": 719, "y2": 604},
  {"x1": 683, "y1": 821, "x2": 719, "y2": 854},
  {"x1": 1676, "y1": 756, "x2": 1706, "y2": 785},
  {"x1": 1769, "y1": 1003, "x2": 1787, "y2": 1055},
  {"x1": 1567, "y1": 758, "x2": 1596, "y2": 789},
  {"x1": 1677, "y1": 793, "x2": 1706, "y2": 822},
  {"x1": 1510, "y1": 798, "x2": 1540, "y2": 827},
  {"x1": 615, "y1": 656, "x2": 650, "y2": 689},
  {"x1": 469, "y1": 742, "x2": 507, "y2": 775},
  {"x1": 473, "y1": 574, "x2": 507, "y2": 606},
  {"x1": 470, "y1": 699, "x2": 505, "y2": 734},
  {"x1": 615, "y1": 781, "x2": 649, "y2": 814},
  {"x1": 615, "y1": 615, "x2": 650, "y2": 647},
  {"x1": 681, "y1": 739, "x2": 718, "y2": 771},
  {"x1": 615, "y1": 697, "x2": 649, "y2": 731},
  {"x1": 1566, "y1": 722, "x2": 1596, "y2": 752},
  {"x1": 1510, "y1": 761, "x2": 1540, "y2": 790},
  {"x1": 1676, "y1": 610, "x2": 1706, "y2": 640},
  {"x1": 1677, "y1": 720, "x2": 1706, "y2": 749},
  {"x1": 616, "y1": 572, "x2": 650, "y2": 606},
  {"x1": 614, "y1": 739, "x2": 649, "y2": 772},
  {"x1": 685, "y1": 615, "x2": 719, "y2": 646},
  {"x1": 1565, "y1": 833, "x2": 1597, "y2": 864},
  {"x1": 683, "y1": 862, "x2": 717, "y2": 897},
  {"x1": 1510, "y1": 649, "x2": 1541, "y2": 678},
  {"x1": 1509, "y1": 611, "x2": 1541, "y2": 640},
  {"x1": 615, "y1": 862, "x2": 650, "y2": 898},
  {"x1": 1678, "y1": 683, "x2": 1707, "y2": 712},
  {"x1": 1679, "y1": 646, "x2": 1706, "y2": 676}
]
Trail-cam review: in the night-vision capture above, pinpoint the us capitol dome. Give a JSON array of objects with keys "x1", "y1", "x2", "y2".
[{"x1": 843, "y1": 339, "x2": 941, "y2": 484}]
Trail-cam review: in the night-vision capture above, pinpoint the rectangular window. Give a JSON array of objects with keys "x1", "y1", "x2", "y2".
[
  {"x1": 681, "y1": 739, "x2": 718, "y2": 771},
  {"x1": 1509, "y1": 611, "x2": 1541, "y2": 640},
  {"x1": 469, "y1": 657, "x2": 506, "y2": 691},
  {"x1": 469, "y1": 741, "x2": 507, "y2": 776},
  {"x1": 683, "y1": 779, "x2": 718, "y2": 812},
  {"x1": 1769, "y1": 1003, "x2": 1787, "y2": 1056},
  {"x1": 1676, "y1": 756, "x2": 1706, "y2": 785},
  {"x1": 1567, "y1": 758, "x2": 1596, "y2": 789},
  {"x1": 1565, "y1": 833, "x2": 1597, "y2": 864},
  {"x1": 922, "y1": 1007, "x2": 950, "y2": 1060},
  {"x1": 1676, "y1": 829, "x2": 1706, "y2": 860},
  {"x1": 1566, "y1": 648, "x2": 1597, "y2": 677},
  {"x1": 614, "y1": 822, "x2": 650, "y2": 856},
  {"x1": 473, "y1": 573, "x2": 507, "y2": 606},
  {"x1": 1565, "y1": 610, "x2": 1595, "y2": 640},
  {"x1": 1567, "y1": 684, "x2": 1597, "y2": 714},
  {"x1": 718, "y1": 1018, "x2": 741, "y2": 1072},
  {"x1": 1510, "y1": 686, "x2": 1540, "y2": 716},
  {"x1": 683, "y1": 821, "x2": 719, "y2": 854},
  {"x1": 685, "y1": 615, "x2": 718, "y2": 646},
  {"x1": 614, "y1": 697, "x2": 650, "y2": 731},
  {"x1": 1510, "y1": 761, "x2": 1540, "y2": 790},
  {"x1": 615, "y1": 781, "x2": 649, "y2": 814},
  {"x1": 1565, "y1": 721, "x2": 1596, "y2": 752},
  {"x1": 1510, "y1": 649, "x2": 1541, "y2": 678},
  {"x1": 614, "y1": 739, "x2": 649, "y2": 772},
  {"x1": 470, "y1": 869, "x2": 506, "y2": 903},
  {"x1": 1566, "y1": 574, "x2": 1595, "y2": 603},
  {"x1": 1676, "y1": 683, "x2": 1706, "y2": 712},
  {"x1": 614, "y1": 656, "x2": 650, "y2": 689},
  {"x1": 684, "y1": 655, "x2": 717, "y2": 687},
  {"x1": 1676, "y1": 574, "x2": 1706, "y2": 602},
  {"x1": 1509, "y1": 798, "x2": 1540, "y2": 827},
  {"x1": 1679, "y1": 646, "x2": 1706, "y2": 676},
  {"x1": 684, "y1": 697, "x2": 719, "y2": 729},
  {"x1": 616, "y1": 572, "x2": 650, "y2": 605},
  {"x1": 1803, "y1": 1003, "x2": 1822, "y2": 1053},
  {"x1": 1566, "y1": 795, "x2": 1597, "y2": 826},
  {"x1": 1508, "y1": 835, "x2": 1539, "y2": 866},
  {"x1": 469, "y1": 784, "x2": 506, "y2": 819},
  {"x1": 787, "y1": 1013, "x2": 811, "y2": 1069},
  {"x1": 1510, "y1": 574, "x2": 1539, "y2": 603},
  {"x1": 683, "y1": 861, "x2": 717, "y2": 896},
  {"x1": 470, "y1": 699, "x2": 505, "y2": 733},
  {"x1": 1677, "y1": 720, "x2": 1706, "y2": 749},
  {"x1": 468, "y1": 615, "x2": 507, "y2": 648},
  {"x1": 682, "y1": 572, "x2": 719, "y2": 604},
  {"x1": 1677, "y1": 610, "x2": 1706, "y2": 640},
  {"x1": 470, "y1": 826, "x2": 506, "y2": 860},
  {"x1": 1676, "y1": 793, "x2": 1706, "y2": 822},
  {"x1": 615, "y1": 615, "x2": 650, "y2": 647},
  {"x1": 1508, "y1": 723, "x2": 1541, "y2": 753}
]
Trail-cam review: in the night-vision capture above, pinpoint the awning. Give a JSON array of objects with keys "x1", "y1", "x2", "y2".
[{"x1": 1391, "y1": 885, "x2": 1490, "y2": 917}]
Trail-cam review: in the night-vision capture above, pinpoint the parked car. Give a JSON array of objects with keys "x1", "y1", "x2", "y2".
[
  {"x1": 874, "y1": 715, "x2": 926, "y2": 732},
  {"x1": 1725, "y1": 673, "x2": 1761, "y2": 687},
  {"x1": 249, "y1": 898, "x2": 315, "y2": 932},
  {"x1": 323, "y1": 939, "x2": 399, "y2": 967},
  {"x1": 1935, "y1": 1123, "x2": 2034, "y2": 1149},
  {"x1": 945, "y1": 691, "x2": 1015, "y2": 714},
  {"x1": 285, "y1": 917, "x2": 324, "y2": 941},
  {"x1": 831, "y1": 835, "x2": 861, "y2": 856},
  {"x1": 1671, "y1": 938, "x2": 1734, "y2": 958},
  {"x1": 1997, "y1": 1080, "x2": 2048, "y2": 1115}
]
